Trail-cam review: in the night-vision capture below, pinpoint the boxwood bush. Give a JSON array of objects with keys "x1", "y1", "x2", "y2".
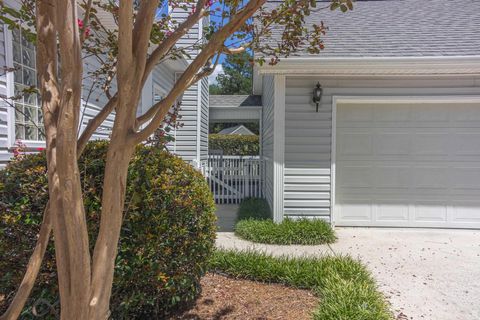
[
  {"x1": 237, "y1": 197, "x2": 271, "y2": 221},
  {"x1": 0, "y1": 141, "x2": 216, "y2": 319},
  {"x1": 208, "y1": 134, "x2": 259, "y2": 156}
]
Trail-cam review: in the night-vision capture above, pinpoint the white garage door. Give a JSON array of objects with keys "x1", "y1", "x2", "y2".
[{"x1": 335, "y1": 100, "x2": 480, "y2": 228}]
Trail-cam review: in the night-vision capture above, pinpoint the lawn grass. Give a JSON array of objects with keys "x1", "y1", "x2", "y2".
[
  {"x1": 210, "y1": 249, "x2": 392, "y2": 320},
  {"x1": 235, "y1": 218, "x2": 337, "y2": 245}
]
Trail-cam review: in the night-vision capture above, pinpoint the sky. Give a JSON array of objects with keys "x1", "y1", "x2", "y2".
[{"x1": 208, "y1": 64, "x2": 224, "y2": 84}]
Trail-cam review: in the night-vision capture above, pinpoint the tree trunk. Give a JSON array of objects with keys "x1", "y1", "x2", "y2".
[{"x1": 88, "y1": 135, "x2": 135, "y2": 319}]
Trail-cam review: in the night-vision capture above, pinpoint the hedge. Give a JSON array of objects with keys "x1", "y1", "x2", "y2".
[
  {"x1": 208, "y1": 134, "x2": 259, "y2": 156},
  {"x1": 0, "y1": 141, "x2": 217, "y2": 319}
]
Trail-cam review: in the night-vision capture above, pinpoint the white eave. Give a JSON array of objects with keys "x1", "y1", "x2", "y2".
[{"x1": 256, "y1": 56, "x2": 480, "y2": 76}]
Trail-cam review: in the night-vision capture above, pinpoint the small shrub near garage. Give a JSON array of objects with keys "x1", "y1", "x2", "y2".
[
  {"x1": 235, "y1": 218, "x2": 336, "y2": 245},
  {"x1": 0, "y1": 141, "x2": 216, "y2": 319},
  {"x1": 208, "y1": 134, "x2": 259, "y2": 156},
  {"x1": 237, "y1": 197, "x2": 271, "y2": 221},
  {"x1": 235, "y1": 198, "x2": 336, "y2": 245},
  {"x1": 210, "y1": 249, "x2": 392, "y2": 320}
]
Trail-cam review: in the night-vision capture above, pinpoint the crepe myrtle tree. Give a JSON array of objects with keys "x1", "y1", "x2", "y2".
[{"x1": 0, "y1": 0, "x2": 353, "y2": 319}]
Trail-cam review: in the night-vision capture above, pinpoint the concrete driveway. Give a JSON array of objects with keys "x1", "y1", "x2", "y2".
[{"x1": 216, "y1": 228, "x2": 480, "y2": 320}]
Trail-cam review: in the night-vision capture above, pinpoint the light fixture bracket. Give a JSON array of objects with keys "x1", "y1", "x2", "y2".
[{"x1": 312, "y1": 82, "x2": 323, "y2": 113}]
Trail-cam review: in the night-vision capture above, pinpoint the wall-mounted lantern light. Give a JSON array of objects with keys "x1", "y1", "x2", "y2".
[{"x1": 312, "y1": 82, "x2": 323, "y2": 112}]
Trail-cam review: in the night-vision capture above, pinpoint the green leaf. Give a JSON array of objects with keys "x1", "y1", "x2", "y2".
[{"x1": 330, "y1": 3, "x2": 340, "y2": 11}]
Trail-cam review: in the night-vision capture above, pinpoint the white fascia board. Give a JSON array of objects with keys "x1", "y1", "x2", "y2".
[
  {"x1": 256, "y1": 56, "x2": 480, "y2": 76},
  {"x1": 334, "y1": 95, "x2": 480, "y2": 105},
  {"x1": 209, "y1": 106, "x2": 262, "y2": 110}
]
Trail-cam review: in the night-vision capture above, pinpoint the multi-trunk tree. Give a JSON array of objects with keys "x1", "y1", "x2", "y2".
[{"x1": 0, "y1": 0, "x2": 352, "y2": 319}]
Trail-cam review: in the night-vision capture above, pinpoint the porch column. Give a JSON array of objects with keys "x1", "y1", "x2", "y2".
[{"x1": 273, "y1": 75, "x2": 285, "y2": 222}]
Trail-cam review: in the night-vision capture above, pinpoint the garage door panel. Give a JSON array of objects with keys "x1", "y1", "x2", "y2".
[
  {"x1": 335, "y1": 101, "x2": 480, "y2": 229},
  {"x1": 337, "y1": 199, "x2": 372, "y2": 221},
  {"x1": 451, "y1": 201, "x2": 480, "y2": 222},
  {"x1": 452, "y1": 104, "x2": 480, "y2": 121},
  {"x1": 337, "y1": 104, "x2": 373, "y2": 121},
  {"x1": 338, "y1": 133, "x2": 372, "y2": 156},
  {"x1": 374, "y1": 133, "x2": 410, "y2": 155},
  {"x1": 414, "y1": 202, "x2": 448, "y2": 222},
  {"x1": 376, "y1": 201, "x2": 409, "y2": 221},
  {"x1": 372, "y1": 105, "x2": 410, "y2": 121},
  {"x1": 412, "y1": 133, "x2": 450, "y2": 155},
  {"x1": 412, "y1": 104, "x2": 450, "y2": 121},
  {"x1": 451, "y1": 167, "x2": 480, "y2": 189},
  {"x1": 453, "y1": 133, "x2": 480, "y2": 155},
  {"x1": 413, "y1": 167, "x2": 450, "y2": 189},
  {"x1": 373, "y1": 166, "x2": 411, "y2": 188},
  {"x1": 337, "y1": 165, "x2": 372, "y2": 188}
]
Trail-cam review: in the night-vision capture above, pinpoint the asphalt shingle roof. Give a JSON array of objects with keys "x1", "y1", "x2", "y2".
[
  {"x1": 209, "y1": 95, "x2": 263, "y2": 107},
  {"x1": 259, "y1": 0, "x2": 480, "y2": 58}
]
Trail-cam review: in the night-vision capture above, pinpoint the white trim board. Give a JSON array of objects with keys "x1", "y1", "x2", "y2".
[
  {"x1": 330, "y1": 95, "x2": 480, "y2": 227},
  {"x1": 273, "y1": 75, "x2": 286, "y2": 222},
  {"x1": 257, "y1": 56, "x2": 480, "y2": 76}
]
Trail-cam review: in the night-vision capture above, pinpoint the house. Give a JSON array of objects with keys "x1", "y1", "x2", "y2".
[
  {"x1": 0, "y1": 1, "x2": 208, "y2": 167},
  {"x1": 218, "y1": 124, "x2": 255, "y2": 136},
  {"x1": 209, "y1": 94, "x2": 262, "y2": 131},
  {"x1": 253, "y1": 0, "x2": 480, "y2": 228}
]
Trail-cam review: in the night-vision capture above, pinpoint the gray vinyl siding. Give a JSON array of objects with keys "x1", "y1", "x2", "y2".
[
  {"x1": 173, "y1": 80, "x2": 199, "y2": 162},
  {"x1": 151, "y1": 63, "x2": 176, "y2": 152},
  {"x1": 169, "y1": 9, "x2": 207, "y2": 163},
  {"x1": 78, "y1": 54, "x2": 118, "y2": 141},
  {"x1": 261, "y1": 75, "x2": 275, "y2": 211},
  {"x1": 283, "y1": 76, "x2": 480, "y2": 221},
  {"x1": 0, "y1": 24, "x2": 9, "y2": 166},
  {"x1": 200, "y1": 77, "x2": 209, "y2": 160},
  {"x1": 153, "y1": 63, "x2": 175, "y2": 100}
]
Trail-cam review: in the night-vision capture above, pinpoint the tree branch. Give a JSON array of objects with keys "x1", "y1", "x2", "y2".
[
  {"x1": 221, "y1": 45, "x2": 248, "y2": 55},
  {"x1": 133, "y1": 0, "x2": 266, "y2": 143},
  {"x1": 142, "y1": 0, "x2": 208, "y2": 84},
  {"x1": 80, "y1": 0, "x2": 93, "y2": 44}
]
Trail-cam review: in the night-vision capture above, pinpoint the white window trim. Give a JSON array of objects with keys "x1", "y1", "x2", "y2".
[
  {"x1": 152, "y1": 82, "x2": 167, "y2": 105},
  {"x1": 4, "y1": 24, "x2": 45, "y2": 148}
]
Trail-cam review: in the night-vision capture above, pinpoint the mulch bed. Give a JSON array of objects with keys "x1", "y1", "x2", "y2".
[{"x1": 173, "y1": 273, "x2": 317, "y2": 320}]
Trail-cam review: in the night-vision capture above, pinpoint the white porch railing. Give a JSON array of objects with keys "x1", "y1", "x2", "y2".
[{"x1": 200, "y1": 154, "x2": 264, "y2": 204}]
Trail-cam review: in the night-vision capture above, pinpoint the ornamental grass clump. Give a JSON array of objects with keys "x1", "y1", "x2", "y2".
[
  {"x1": 235, "y1": 218, "x2": 336, "y2": 245},
  {"x1": 235, "y1": 198, "x2": 336, "y2": 245},
  {"x1": 0, "y1": 141, "x2": 216, "y2": 319},
  {"x1": 210, "y1": 250, "x2": 392, "y2": 320}
]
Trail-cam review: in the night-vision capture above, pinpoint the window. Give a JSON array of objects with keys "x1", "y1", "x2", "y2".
[
  {"x1": 12, "y1": 28, "x2": 43, "y2": 141},
  {"x1": 153, "y1": 84, "x2": 164, "y2": 104}
]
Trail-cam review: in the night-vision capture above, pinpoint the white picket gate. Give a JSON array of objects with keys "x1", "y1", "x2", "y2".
[{"x1": 200, "y1": 154, "x2": 264, "y2": 204}]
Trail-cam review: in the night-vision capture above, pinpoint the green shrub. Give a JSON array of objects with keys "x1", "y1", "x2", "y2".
[
  {"x1": 0, "y1": 141, "x2": 217, "y2": 319},
  {"x1": 235, "y1": 218, "x2": 336, "y2": 245},
  {"x1": 208, "y1": 134, "x2": 259, "y2": 156},
  {"x1": 237, "y1": 197, "x2": 271, "y2": 221},
  {"x1": 210, "y1": 250, "x2": 392, "y2": 320}
]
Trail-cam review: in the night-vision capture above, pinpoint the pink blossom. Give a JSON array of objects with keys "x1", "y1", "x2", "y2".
[{"x1": 77, "y1": 18, "x2": 91, "y2": 38}]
